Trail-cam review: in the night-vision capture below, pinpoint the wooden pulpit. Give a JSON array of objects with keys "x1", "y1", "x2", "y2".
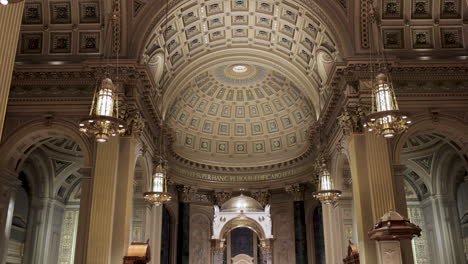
[{"x1": 123, "y1": 240, "x2": 151, "y2": 264}]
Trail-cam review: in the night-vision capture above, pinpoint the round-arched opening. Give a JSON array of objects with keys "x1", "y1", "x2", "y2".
[
  {"x1": 399, "y1": 131, "x2": 468, "y2": 263},
  {"x1": 7, "y1": 136, "x2": 85, "y2": 264}
]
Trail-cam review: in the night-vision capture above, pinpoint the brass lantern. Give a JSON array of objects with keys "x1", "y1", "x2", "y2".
[
  {"x1": 313, "y1": 160, "x2": 341, "y2": 204},
  {"x1": 143, "y1": 163, "x2": 172, "y2": 206},
  {"x1": 364, "y1": 73, "x2": 410, "y2": 138},
  {"x1": 78, "y1": 78, "x2": 127, "y2": 142},
  {"x1": 363, "y1": 2, "x2": 411, "y2": 139}
]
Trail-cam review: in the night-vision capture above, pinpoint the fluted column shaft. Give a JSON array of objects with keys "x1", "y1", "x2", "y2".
[
  {"x1": 86, "y1": 137, "x2": 120, "y2": 264},
  {"x1": 0, "y1": 169, "x2": 20, "y2": 264},
  {"x1": 111, "y1": 136, "x2": 137, "y2": 264},
  {"x1": 321, "y1": 202, "x2": 337, "y2": 264},
  {"x1": 0, "y1": 3, "x2": 24, "y2": 141},
  {"x1": 150, "y1": 205, "x2": 163, "y2": 264},
  {"x1": 347, "y1": 132, "x2": 407, "y2": 264}
]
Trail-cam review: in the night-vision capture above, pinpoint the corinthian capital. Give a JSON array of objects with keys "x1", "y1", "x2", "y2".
[
  {"x1": 177, "y1": 185, "x2": 197, "y2": 203},
  {"x1": 337, "y1": 105, "x2": 367, "y2": 136},
  {"x1": 285, "y1": 183, "x2": 306, "y2": 201},
  {"x1": 251, "y1": 190, "x2": 271, "y2": 206}
]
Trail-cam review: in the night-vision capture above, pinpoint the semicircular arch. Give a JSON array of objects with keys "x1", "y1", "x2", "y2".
[{"x1": 0, "y1": 118, "x2": 93, "y2": 172}]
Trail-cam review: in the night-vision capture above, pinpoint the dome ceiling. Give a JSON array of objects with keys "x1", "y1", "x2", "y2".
[{"x1": 167, "y1": 63, "x2": 315, "y2": 167}]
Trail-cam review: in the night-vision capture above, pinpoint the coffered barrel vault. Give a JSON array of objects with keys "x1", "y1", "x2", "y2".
[{"x1": 167, "y1": 63, "x2": 315, "y2": 167}]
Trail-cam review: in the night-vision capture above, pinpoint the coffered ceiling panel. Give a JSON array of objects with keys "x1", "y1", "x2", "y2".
[
  {"x1": 142, "y1": 0, "x2": 338, "y2": 81},
  {"x1": 18, "y1": 0, "x2": 103, "y2": 57}
]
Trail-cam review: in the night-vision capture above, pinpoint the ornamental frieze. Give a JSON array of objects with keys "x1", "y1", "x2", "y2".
[{"x1": 171, "y1": 164, "x2": 314, "y2": 183}]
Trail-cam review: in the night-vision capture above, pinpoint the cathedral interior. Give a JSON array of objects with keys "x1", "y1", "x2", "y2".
[{"x1": 0, "y1": 0, "x2": 467, "y2": 264}]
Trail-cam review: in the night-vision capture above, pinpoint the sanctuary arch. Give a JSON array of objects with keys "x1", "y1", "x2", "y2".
[{"x1": 212, "y1": 195, "x2": 273, "y2": 264}]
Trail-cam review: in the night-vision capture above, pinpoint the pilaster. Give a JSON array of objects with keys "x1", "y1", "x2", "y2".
[
  {"x1": 321, "y1": 202, "x2": 338, "y2": 264},
  {"x1": 150, "y1": 204, "x2": 163, "y2": 264},
  {"x1": 111, "y1": 136, "x2": 138, "y2": 264},
  {"x1": 74, "y1": 168, "x2": 93, "y2": 264},
  {"x1": 0, "y1": 169, "x2": 20, "y2": 264},
  {"x1": 392, "y1": 164, "x2": 414, "y2": 263},
  {"x1": 0, "y1": 3, "x2": 24, "y2": 141},
  {"x1": 340, "y1": 107, "x2": 407, "y2": 263},
  {"x1": 86, "y1": 137, "x2": 120, "y2": 264}
]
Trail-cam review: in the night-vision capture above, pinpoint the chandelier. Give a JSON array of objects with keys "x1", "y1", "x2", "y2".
[
  {"x1": 79, "y1": 78, "x2": 127, "y2": 142},
  {"x1": 363, "y1": 2, "x2": 411, "y2": 138},
  {"x1": 78, "y1": 12, "x2": 126, "y2": 142},
  {"x1": 313, "y1": 159, "x2": 341, "y2": 204}
]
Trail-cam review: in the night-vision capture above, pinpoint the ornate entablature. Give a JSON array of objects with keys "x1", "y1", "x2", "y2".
[{"x1": 8, "y1": 62, "x2": 161, "y2": 151}]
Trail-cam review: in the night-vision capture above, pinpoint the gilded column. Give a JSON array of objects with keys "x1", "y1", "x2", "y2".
[
  {"x1": 74, "y1": 168, "x2": 93, "y2": 264},
  {"x1": 177, "y1": 186, "x2": 195, "y2": 264},
  {"x1": 86, "y1": 137, "x2": 120, "y2": 264},
  {"x1": 285, "y1": 184, "x2": 308, "y2": 264},
  {"x1": 0, "y1": 168, "x2": 20, "y2": 264},
  {"x1": 111, "y1": 136, "x2": 137, "y2": 264},
  {"x1": 0, "y1": 3, "x2": 24, "y2": 140}
]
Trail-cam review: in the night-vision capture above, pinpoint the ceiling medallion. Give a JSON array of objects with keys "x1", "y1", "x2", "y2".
[
  {"x1": 219, "y1": 64, "x2": 262, "y2": 82},
  {"x1": 232, "y1": 65, "x2": 248, "y2": 73}
]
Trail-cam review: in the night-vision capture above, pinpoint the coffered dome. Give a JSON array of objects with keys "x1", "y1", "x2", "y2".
[{"x1": 167, "y1": 63, "x2": 315, "y2": 167}]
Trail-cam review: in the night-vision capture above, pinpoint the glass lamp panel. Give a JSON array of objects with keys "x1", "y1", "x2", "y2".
[
  {"x1": 95, "y1": 88, "x2": 114, "y2": 116},
  {"x1": 319, "y1": 170, "x2": 333, "y2": 191},
  {"x1": 375, "y1": 83, "x2": 394, "y2": 112},
  {"x1": 152, "y1": 172, "x2": 164, "y2": 192}
]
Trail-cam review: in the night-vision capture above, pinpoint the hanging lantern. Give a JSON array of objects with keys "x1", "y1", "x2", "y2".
[
  {"x1": 143, "y1": 163, "x2": 171, "y2": 206},
  {"x1": 313, "y1": 160, "x2": 341, "y2": 204},
  {"x1": 78, "y1": 78, "x2": 127, "y2": 142},
  {"x1": 364, "y1": 73, "x2": 411, "y2": 138}
]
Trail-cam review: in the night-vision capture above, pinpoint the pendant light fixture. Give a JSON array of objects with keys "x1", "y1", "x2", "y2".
[
  {"x1": 144, "y1": 121, "x2": 171, "y2": 206},
  {"x1": 313, "y1": 158, "x2": 342, "y2": 204},
  {"x1": 79, "y1": 11, "x2": 126, "y2": 142},
  {"x1": 313, "y1": 91, "x2": 341, "y2": 204},
  {"x1": 363, "y1": 1, "x2": 410, "y2": 138}
]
